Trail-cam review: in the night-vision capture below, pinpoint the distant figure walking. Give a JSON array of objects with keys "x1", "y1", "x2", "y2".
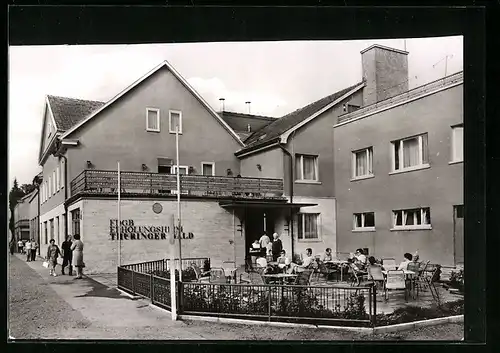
[
  {"x1": 24, "y1": 240, "x2": 32, "y2": 262},
  {"x1": 46, "y1": 239, "x2": 61, "y2": 277},
  {"x1": 61, "y1": 235, "x2": 73, "y2": 276},
  {"x1": 30, "y1": 239, "x2": 38, "y2": 261},
  {"x1": 70, "y1": 234, "x2": 85, "y2": 279},
  {"x1": 17, "y1": 240, "x2": 23, "y2": 254}
]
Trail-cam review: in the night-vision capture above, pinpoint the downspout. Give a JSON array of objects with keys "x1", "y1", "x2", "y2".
[
  {"x1": 277, "y1": 142, "x2": 294, "y2": 258},
  {"x1": 37, "y1": 185, "x2": 40, "y2": 255},
  {"x1": 53, "y1": 145, "x2": 69, "y2": 242}
]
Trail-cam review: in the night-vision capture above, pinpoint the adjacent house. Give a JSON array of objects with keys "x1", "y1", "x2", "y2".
[{"x1": 14, "y1": 191, "x2": 34, "y2": 242}]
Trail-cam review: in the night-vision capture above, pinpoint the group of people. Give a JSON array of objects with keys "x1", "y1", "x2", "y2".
[
  {"x1": 44, "y1": 235, "x2": 85, "y2": 279},
  {"x1": 10, "y1": 239, "x2": 39, "y2": 261},
  {"x1": 348, "y1": 249, "x2": 421, "y2": 274},
  {"x1": 250, "y1": 232, "x2": 284, "y2": 262}
]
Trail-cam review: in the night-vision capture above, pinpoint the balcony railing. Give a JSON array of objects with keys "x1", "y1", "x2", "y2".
[{"x1": 70, "y1": 169, "x2": 285, "y2": 200}]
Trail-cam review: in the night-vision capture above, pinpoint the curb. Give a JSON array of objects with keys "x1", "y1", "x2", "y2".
[
  {"x1": 372, "y1": 315, "x2": 464, "y2": 334},
  {"x1": 116, "y1": 287, "x2": 142, "y2": 300}
]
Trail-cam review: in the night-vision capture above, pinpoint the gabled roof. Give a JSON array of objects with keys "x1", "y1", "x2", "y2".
[
  {"x1": 47, "y1": 95, "x2": 105, "y2": 131},
  {"x1": 59, "y1": 61, "x2": 245, "y2": 147},
  {"x1": 238, "y1": 81, "x2": 364, "y2": 155}
]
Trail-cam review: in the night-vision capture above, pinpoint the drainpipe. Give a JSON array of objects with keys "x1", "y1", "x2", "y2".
[
  {"x1": 277, "y1": 142, "x2": 294, "y2": 258},
  {"x1": 53, "y1": 148, "x2": 69, "y2": 242},
  {"x1": 37, "y1": 184, "x2": 40, "y2": 255}
]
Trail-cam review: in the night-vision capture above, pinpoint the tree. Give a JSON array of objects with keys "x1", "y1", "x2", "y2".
[
  {"x1": 20, "y1": 183, "x2": 37, "y2": 195},
  {"x1": 9, "y1": 178, "x2": 26, "y2": 241}
]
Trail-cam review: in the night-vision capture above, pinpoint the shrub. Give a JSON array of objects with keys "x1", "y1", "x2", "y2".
[{"x1": 449, "y1": 269, "x2": 464, "y2": 291}]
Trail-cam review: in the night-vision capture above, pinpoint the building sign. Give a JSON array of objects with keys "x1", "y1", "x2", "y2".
[{"x1": 109, "y1": 219, "x2": 194, "y2": 240}]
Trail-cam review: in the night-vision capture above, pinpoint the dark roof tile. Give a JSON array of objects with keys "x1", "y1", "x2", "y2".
[
  {"x1": 241, "y1": 82, "x2": 364, "y2": 151},
  {"x1": 47, "y1": 95, "x2": 105, "y2": 132}
]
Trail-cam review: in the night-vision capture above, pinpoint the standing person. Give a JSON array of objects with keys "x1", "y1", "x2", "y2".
[
  {"x1": 46, "y1": 239, "x2": 61, "y2": 277},
  {"x1": 70, "y1": 234, "x2": 85, "y2": 279},
  {"x1": 17, "y1": 239, "x2": 23, "y2": 254},
  {"x1": 31, "y1": 239, "x2": 38, "y2": 261},
  {"x1": 24, "y1": 239, "x2": 32, "y2": 262},
  {"x1": 61, "y1": 235, "x2": 73, "y2": 276},
  {"x1": 259, "y1": 233, "x2": 270, "y2": 252},
  {"x1": 271, "y1": 233, "x2": 283, "y2": 261},
  {"x1": 9, "y1": 239, "x2": 15, "y2": 255}
]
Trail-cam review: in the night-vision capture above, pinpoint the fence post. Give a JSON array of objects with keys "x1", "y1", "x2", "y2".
[
  {"x1": 177, "y1": 281, "x2": 183, "y2": 314},
  {"x1": 268, "y1": 286, "x2": 272, "y2": 322},
  {"x1": 372, "y1": 285, "x2": 377, "y2": 327},
  {"x1": 150, "y1": 273, "x2": 154, "y2": 305},
  {"x1": 131, "y1": 270, "x2": 136, "y2": 295}
]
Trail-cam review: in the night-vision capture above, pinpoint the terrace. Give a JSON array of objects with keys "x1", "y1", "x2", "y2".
[
  {"x1": 70, "y1": 170, "x2": 285, "y2": 200},
  {"x1": 117, "y1": 258, "x2": 463, "y2": 328}
]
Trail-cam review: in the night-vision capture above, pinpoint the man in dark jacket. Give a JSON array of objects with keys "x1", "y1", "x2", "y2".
[
  {"x1": 61, "y1": 235, "x2": 73, "y2": 276},
  {"x1": 271, "y1": 232, "x2": 283, "y2": 261}
]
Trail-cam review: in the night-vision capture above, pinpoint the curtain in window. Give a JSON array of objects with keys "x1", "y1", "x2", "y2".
[
  {"x1": 147, "y1": 110, "x2": 158, "y2": 130},
  {"x1": 304, "y1": 214, "x2": 318, "y2": 239},
  {"x1": 295, "y1": 156, "x2": 302, "y2": 180},
  {"x1": 355, "y1": 151, "x2": 367, "y2": 176},
  {"x1": 403, "y1": 138, "x2": 420, "y2": 167},
  {"x1": 202, "y1": 164, "x2": 213, "y2": 176},
  {"x1": 454, "y1": 127, "x2": 463, "y2": 161},
  {"x1": 367, "y1": 149, "x2": 373, "y2": 174},
  {"x1": 303, "y1": 156, "x2": 316, "y2": 180},
  {"x1": 422, "y1": 134, "x2": 429, "y2": 164},
  {"x1": 170, "y1": 113, "x2": 180, "y2": 132}
]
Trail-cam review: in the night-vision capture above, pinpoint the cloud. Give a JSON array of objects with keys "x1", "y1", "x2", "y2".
[{"x1": 187, "y1": 76, "x2": 287, "y2": 117}]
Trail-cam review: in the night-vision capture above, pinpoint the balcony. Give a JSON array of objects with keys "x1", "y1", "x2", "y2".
[{"x1": 70, "y1": 170, "x2": 285, "y2": 200}]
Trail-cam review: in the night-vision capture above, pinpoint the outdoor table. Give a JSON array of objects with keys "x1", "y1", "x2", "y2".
[
  {"x1": 325, "y1": 260, "x2": 348, "y2": 282},
  {"x1": 263, "y1": 273, "x2": 297, "y2": 285}
]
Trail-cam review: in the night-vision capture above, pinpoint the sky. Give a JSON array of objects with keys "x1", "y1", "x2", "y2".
[{"x1": 8, "y1": 36, "x2": 463, "y2": 187}]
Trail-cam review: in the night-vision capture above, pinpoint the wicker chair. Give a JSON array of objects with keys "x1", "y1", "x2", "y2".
[
  {"x1": 191, "y1": 264, "x2": 210, "y2": 283},
  {"x1": 384, "y1": 270, "x2": 408, "y2": 301},
  {"x1": 209, "y1": 267, "x2": 228, "y2": 284}
]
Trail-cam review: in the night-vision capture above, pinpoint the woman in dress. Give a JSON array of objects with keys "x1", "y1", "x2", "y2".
[
  {"x1": 70, "y1": 234, "x2": 85, "y2": 279},
  {"x1": 46, "y1": 239, "x2": 61, "y2": 277}
]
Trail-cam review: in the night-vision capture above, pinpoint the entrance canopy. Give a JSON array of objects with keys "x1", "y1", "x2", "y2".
[{"x1": 219, "y1": 200, "x2": 317, "y2": 209}]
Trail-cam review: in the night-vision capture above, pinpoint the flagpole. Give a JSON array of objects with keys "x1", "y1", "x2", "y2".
[
  {"x1": 117, "y1": 161, "x2": 121, "y2": 267},
  {"x1": 176, "y1": 127, "x2": 182, "y2": 282},
  {"x1": 169, "y1": 214, "x2": 177, "y2": 320}
]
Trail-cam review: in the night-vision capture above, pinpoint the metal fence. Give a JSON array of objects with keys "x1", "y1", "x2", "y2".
[
  {"x1": 121, "y1": 257, "x2": 210, "y2": 274},
  {"x1": 117, "y1": 263, "x2": 377, "y2": 327}
]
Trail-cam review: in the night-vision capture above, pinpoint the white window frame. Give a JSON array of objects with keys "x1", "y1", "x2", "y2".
[
  {"x1": 48, "y1": 177, "x2": 52, "y2": 198},
  {"x1": 201, "y1": 162, "x2": 215, "y2": 176},
  {"x1": 169, "y1": 110, "x2": 183, "y2": 134},
  {"x1": 297, "y1": 213, "x2": 322, "y2": 241},
  {"x1": 171, "y1": 165, "x2": 189, "y2": 195},
  {"x1": 451, "y1": 124, "x2": 464, "y2": 163},
  {"x1": 391, "y1": 207, "x2": 432, "y2": 231},
  {"x1": 52, "y1": 171, "x2": 56, "y2": 195},
  {"x1": 146, "y1": 108, "x2": 160, "y2": 132},
  {"x1": 351, "y1": 147, "x2": 374, "y2": 180},
  {"x1": 353, "y1": 212, "x2": 376, "y2": 232},
  {"x1": 56, "y1": 166, "x2": 60, "y2": 191},
  {"x1": 391, "y1": 133, "x2": 430, "y2": 173},
  {"x1": 295, "y1": 154, "x2": 319, "y2": 182}
]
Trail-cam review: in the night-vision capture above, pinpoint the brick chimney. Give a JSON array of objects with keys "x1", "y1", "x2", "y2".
[{"x1": 361, "y1": 44, "x2": 409, "y2": 106}]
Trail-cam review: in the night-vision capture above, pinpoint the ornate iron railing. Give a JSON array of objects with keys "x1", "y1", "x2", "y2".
[
  {"x1": 70, "y1": 169, "x2": 285, "y2": 200},
  {"x1": 121, "y1": 257, "x2": 209, "y2": 274}
]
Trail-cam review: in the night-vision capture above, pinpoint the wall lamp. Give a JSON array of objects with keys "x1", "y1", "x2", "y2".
[
  {"x1": 86, "y1": 160, "x2": 93, "y2": 168},
  {"x1": 142, "y1": 163, "x2": 148, "y2": 171},
  {"x1": 256, "y1": 164, "x2": 262, "y2": 171}
]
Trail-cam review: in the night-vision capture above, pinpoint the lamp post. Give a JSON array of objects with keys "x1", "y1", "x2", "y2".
[
  {"x1": 175, "y1": 126, "x2": 182, "y2": 282},
  {"x1": 117, "y1": 161, "x2": 121, "y2": 267}
]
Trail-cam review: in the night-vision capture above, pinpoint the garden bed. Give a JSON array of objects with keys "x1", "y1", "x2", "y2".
[{"x1": 375, "y1": 299, "x2": 464, "y2": 326}]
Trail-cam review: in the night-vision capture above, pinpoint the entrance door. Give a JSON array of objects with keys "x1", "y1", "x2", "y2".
[
  {"x1": 453, "y1": 205, "x2": 464, "y2": 265},
  {"x1": 244, "y1": 209, "x2": 276, "y2": 256}
]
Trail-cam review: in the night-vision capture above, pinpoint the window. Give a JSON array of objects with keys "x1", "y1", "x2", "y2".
[
  {"x1": 55, "y1": 216, "x2": 59, "y2": 244},
  {"x1": 169, "y1": 110, "x2": 182, "y2": 134},
  {"x1": 455, "y1": 205, "x2": 464, "y2": 219},
  {"x1": 56, "y1": 166, "x2": 60, "y2": 191},
  {"x1": 297, "y1": 213, "x2": 321, "y2": 240},
  {"x1": 392, "y1": 133, "x2": 429, "y2": 172},
  {"x1": 392, "y1": 207, "x2": 431, "y2": 230},
  {"x1": 352, "y1": 147, "x2": 373, "y2": 179},
  {"x1": 201, "y1": 162, "x2": 215, "y2": 176},
  {"x1": 295, "y1": 154, "x2": 319, "y2": 181},
  {"x1": 49, "y1": 219, "x2": 54, "y2": 240},
  {"x1": 353, "y1": 212, "x2": 375, "y2": 231},
  {"x1": 71, "y1": 209, "x2": 81, "y2": 236},
  {"x1": 52, "y1": 171, "x2": 56, "y2": 194},
  {"x1": 44, "y1": 221, "x2": 48, "y2": 244},
  {"x1": 48, "y1": 177, "x2": 52, "y2": 198},
  {"x1": 172, "y1": 165, "x2": 188, "y2": 175},
  {"x1": 451, "y1": 125, "x2": 463, "y2": 162},
  {"x1": 146, "y1": 108, "x2": 160, "y2": 132}
]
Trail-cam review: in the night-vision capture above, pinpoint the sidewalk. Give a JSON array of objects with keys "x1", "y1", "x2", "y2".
[{"x1": 10, "y1": 254, "x2": 206, "y2": 340}]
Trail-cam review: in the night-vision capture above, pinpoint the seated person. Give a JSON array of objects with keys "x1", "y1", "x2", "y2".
[
  {"x1": 322, "y1": 248, "x2": 334, "y2": 262},
  {"x1": 276, "y1": 250, "x2": 291, "y2": 269},
  {"x1": 256, "y1": 256, "x2": 268, "y2": 268},
  {"x1": 298, "y1": 248, "x2": 318, "y2": 271},
  {"x1": 353, "y1": 248, "x2": 367, "y2": 270},
  {"x1": 397, "y1": 252, "x2": 413, "y2": 271},
  {"x1": 368, "y1": 256, "x2": 384, "y2": 270},
  {"x1": 251, "y1": 240, "x2": 261, "y2": 250}
]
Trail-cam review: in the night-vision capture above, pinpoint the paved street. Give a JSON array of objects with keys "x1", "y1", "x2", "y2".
[{"x1": 8, "y1": 253, "x2": 463, "y2": 340}]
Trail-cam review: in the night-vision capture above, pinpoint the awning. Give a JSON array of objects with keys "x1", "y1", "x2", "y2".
[{"x1": 219, "y1": 200, "x2": 317, "y2": 209}]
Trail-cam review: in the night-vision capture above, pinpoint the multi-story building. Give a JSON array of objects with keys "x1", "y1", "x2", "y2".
[
  {"x1": 333, "y1": 63, "x2": 463, "y2": 266},
  {"x1": 35, "y1": 44, "x2": 463, "y2": 273},
  {"x1": 14, "y1": 191, "x2": 34, "y2": 242}
]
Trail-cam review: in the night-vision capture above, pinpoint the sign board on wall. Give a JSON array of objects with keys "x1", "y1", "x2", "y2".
[{"x1": 109, "y1": 219, "x2": 194, "y2": 240}]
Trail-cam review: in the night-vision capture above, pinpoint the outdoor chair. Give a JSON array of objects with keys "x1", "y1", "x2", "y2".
[
  {"x1": 384, "y1": 270, "x2": 408, "y2": 301},
  {"x1": 381, "y1": 258, "x2": 397, "y2": 271},
  {"x1": 316, "y1": 260, "x2": 337, "y2": 282},
  {"x1": 209, "y1": 267, "x2": 228, "y2": 284},
  {"x1": 222, "y1": 261, "x2": 237, "y2": 282},
  {"x1": 191, "y1": 264, "x2": 210, "y2": 283},
  {"x1": 348, "y1": 264, "x2": 368, "y2": 287},
  {"x1": 423, "y1": 265, "x2": 442, "y2": 304},
  {"x1": 367, "y1": 265, "x2": 385, "y2": 291},
  {"x1": 293, "y1": 269, "x2": 314, "y2": 286}
]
